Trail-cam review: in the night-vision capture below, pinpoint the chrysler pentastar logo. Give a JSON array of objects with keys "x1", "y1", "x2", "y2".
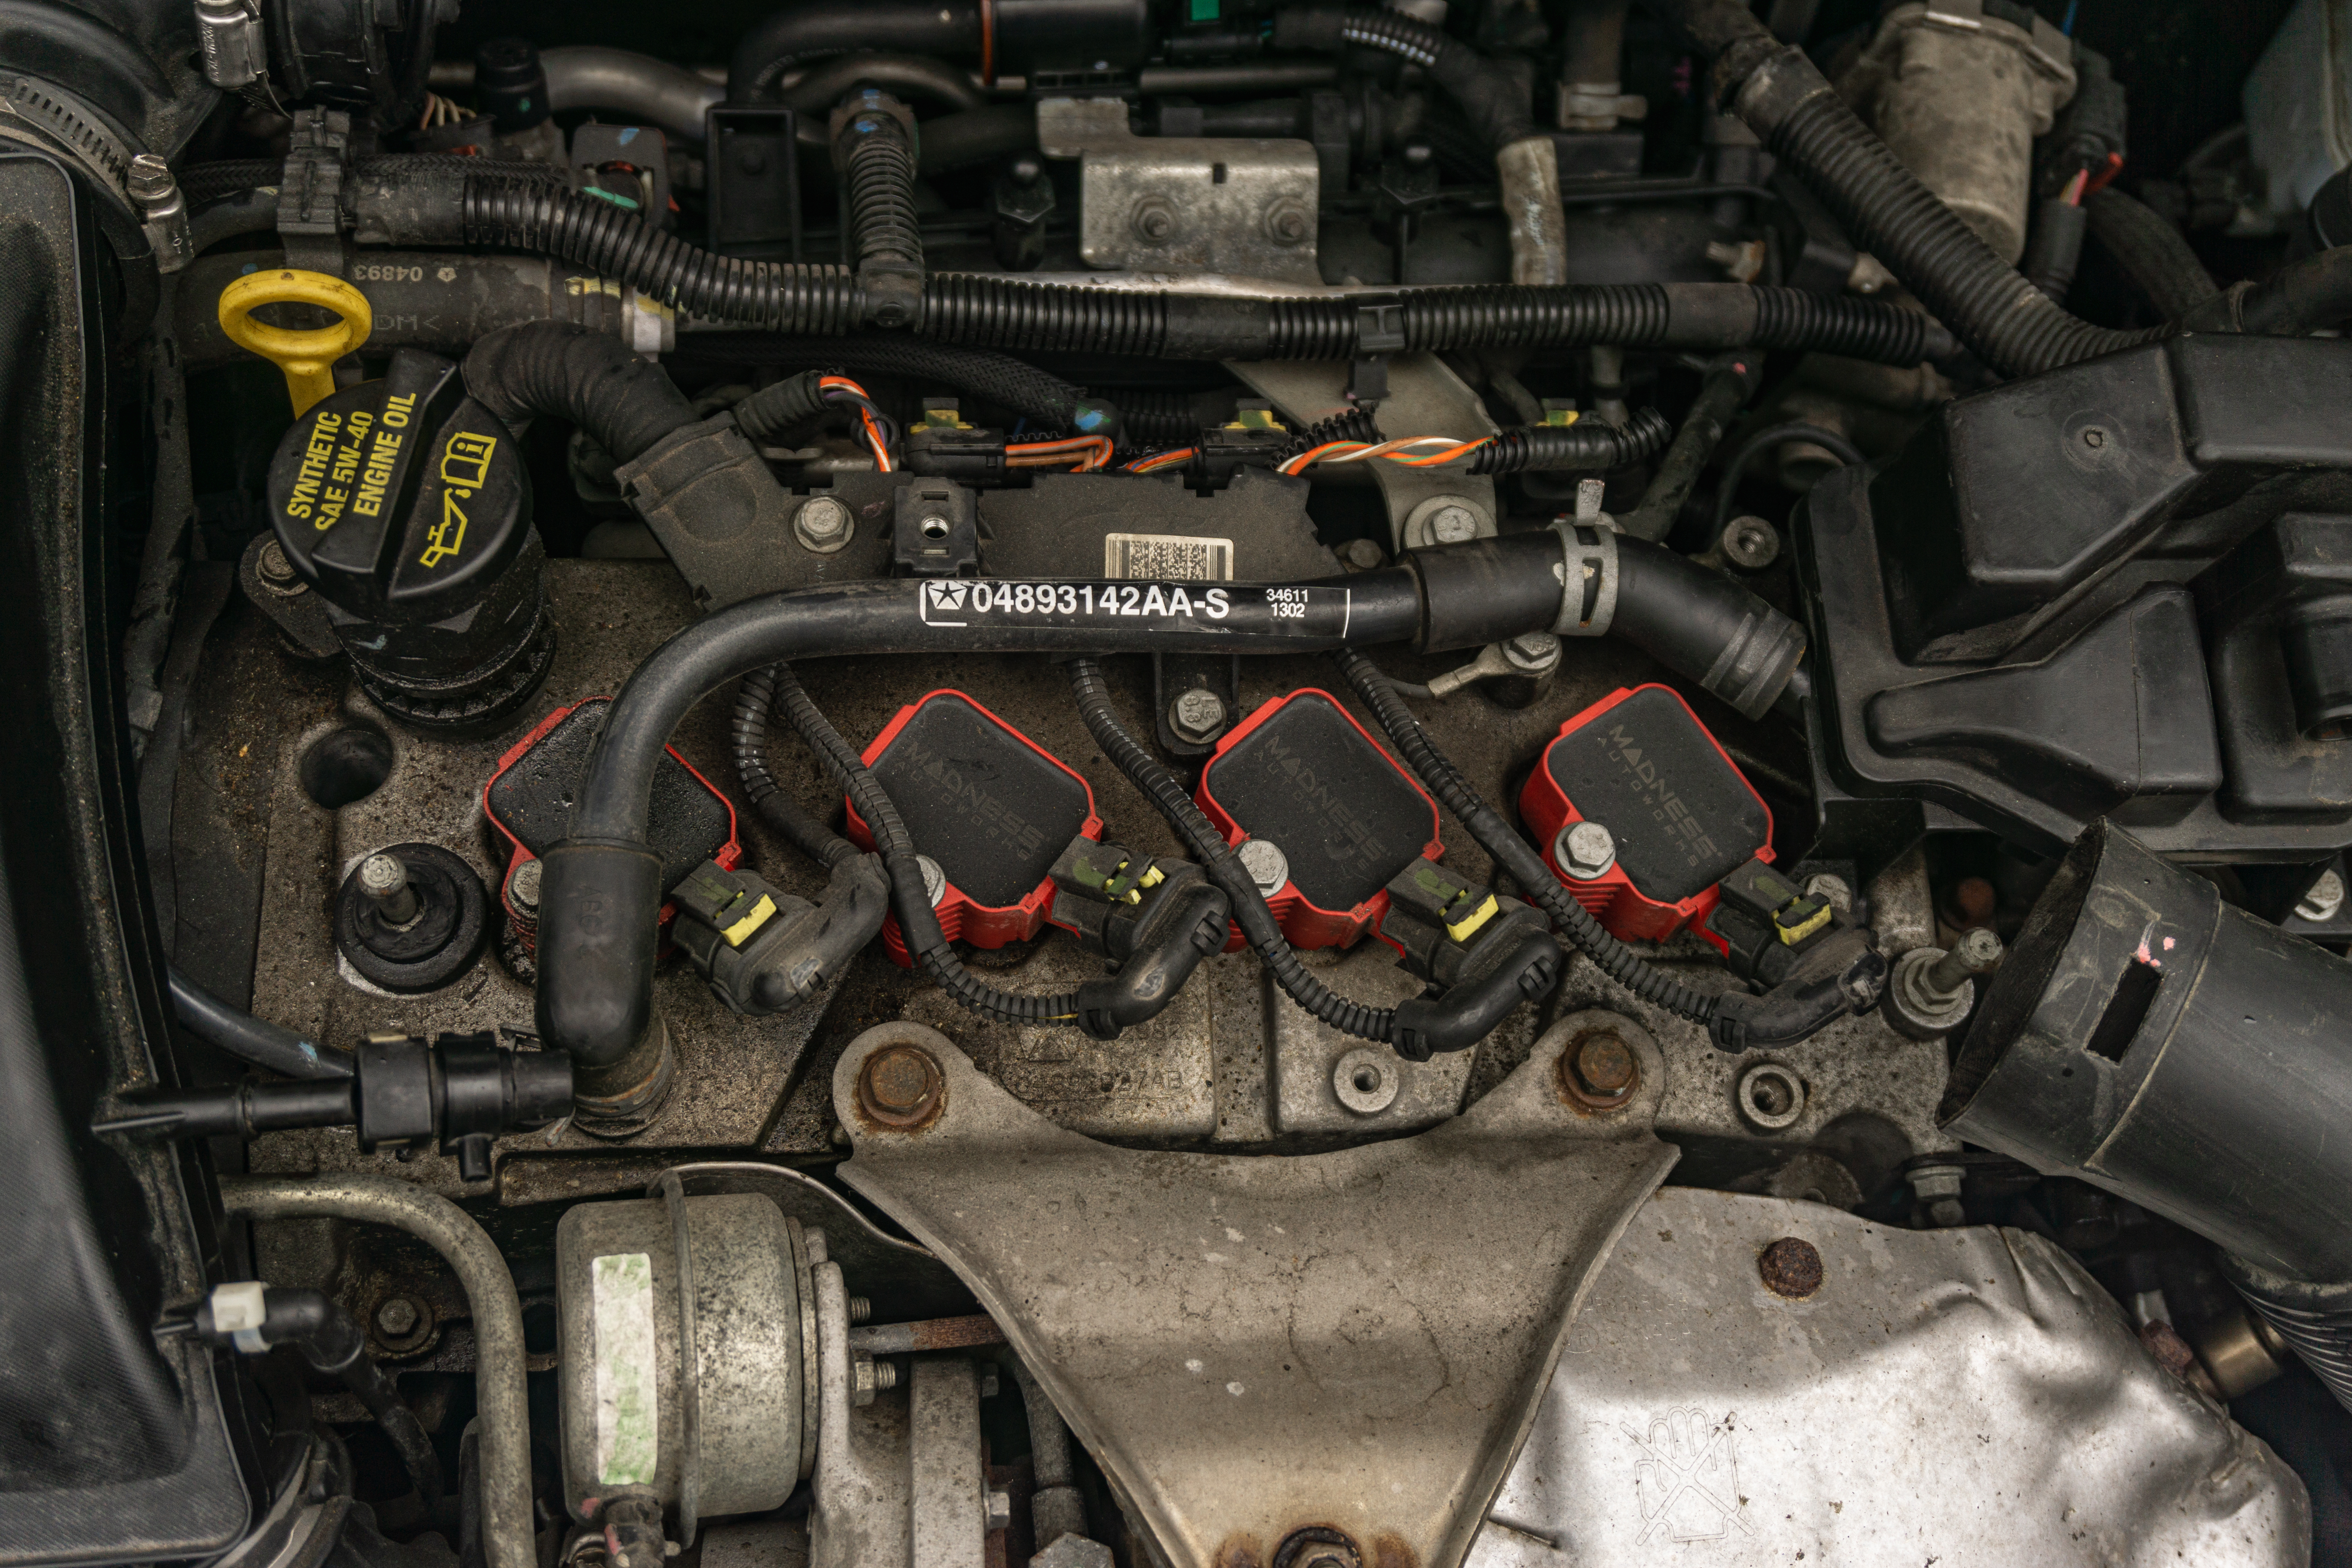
[{"x1": 929, "y1": 582, "x2": 967, "y2": 611}]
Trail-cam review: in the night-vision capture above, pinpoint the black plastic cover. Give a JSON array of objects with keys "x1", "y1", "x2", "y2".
[
  {"x1": 1201, "y1": 691, "x2": 1437, "y2": 911},
  {"x1": 1544, "y1": 686, "x2": 1767, "y2": 903},
  {"x1": 487, "y1": 700, "x2": 734, "y2": 893},
  {"x1": 0, "y1": 149, "x2": 251, "y2": 1560},
  {"x1": 868, "y1": 692, "x2": 1092, "y2": 907}
]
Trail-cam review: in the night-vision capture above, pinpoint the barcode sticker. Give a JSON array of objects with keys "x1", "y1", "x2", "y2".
[{"x1": 1104, "y1": 533, "x2": 1234, "y2": 581}]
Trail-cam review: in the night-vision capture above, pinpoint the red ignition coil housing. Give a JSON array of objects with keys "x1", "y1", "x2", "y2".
[
  {"x1": 1194, "y1": 689, "x2": 1444, "y2": 950},
  {"x1": 1517, "y1": 684, "x2": 1773, "y2": 943},
  {"x1": 483, "y1": 697, "x2": 741, "y2": 943},
  {"x1": 844, "y1": 690, "x2": 1103, "y2": 965}
]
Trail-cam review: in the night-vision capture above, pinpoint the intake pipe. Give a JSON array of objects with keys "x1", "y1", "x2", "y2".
[{"x1": 1941, "y1": 820, "x2": 2352, "y2": 1411}]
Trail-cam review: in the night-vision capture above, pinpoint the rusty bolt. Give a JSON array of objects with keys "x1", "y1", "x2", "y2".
[
  {"x1": 1758, "y1": 1236, "x2": 1824, "y2": 1299},
  {"x1": 1560, "y1": 1031, "x2": 1637, "y2": 1109},
  {"x1": 857, "y1": 1042, "x2": 946, "y2": 1130},
  {"x1": 1130, "y1": 196, "x2": 1177, "y2": 243},
  {"x1": 1272, "y1": 1528, "x2": 1361, "y2": 1568}
]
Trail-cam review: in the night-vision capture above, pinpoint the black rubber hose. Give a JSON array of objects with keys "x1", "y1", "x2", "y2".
[
  {"x1": 188, "y1": 190, "x2": 280, "y2": 256},
  {"x1": 2238, "y1": 245, "x2": 2352, "y2": 336},
  {"x1": 168, "y1": 965, "x2": 351, "y2": 1080},
  {"x1": 1471, "y1": 406, "x2": 1672, "y2": 474},
  {"x1": 463, "y1": 321, "x2": 698, "y2": 464},
  {"x1": 1066, "y1": 658, "x2": 1398, "y2": 1044},
  {"x1": 2084, "y1": 186, "x2": 2219, "y2": 320},
  {"x1": 766, "y1": 664, "x2": 1088, "y2": 1028},
  {"x1": 729, "y1": 370, "x2": 830, "y2": 446},
  {"x1": 1329, "y1": 649, "x2": 1725, "y2": 1028},
  {"x1": 671, "y1": 334, "x2": 1116, "y2": 433},
  {"x1": 1665, "y1": 21, "x2": 2158, "y2": 377},
  {"x1": 232, "y1": 1289, "x2": 444, "y2": 1511},
  {"x1": 1710, "y1": 419, "x2": 1865, "y2": 533},
  {"x1": 916, "y1": 104, "x2": 1041, "y2": 175},
  {"x1": 464, "y1": 179, "x2": 864, "y2": 333},
  {"x1": 1624, "y1": 351, "x2": 1761, "y2": 541},
  {"x1": 1611, "y1": 533, "x2": 1809, "y2": 718},
  {"x1": 731, "y1": 668, "x2": 859, "y2": 869},
  {"x1": 728, "y1": 0, "x2": 981, "y2": 102},
  {"x1": 1272, "y1": 5, "x2": 1535, "y2": 151}
]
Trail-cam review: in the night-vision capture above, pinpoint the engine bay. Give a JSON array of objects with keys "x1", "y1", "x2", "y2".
[{"x1": 4, "y1": 0, "x2": 2352, "y2": 1562}]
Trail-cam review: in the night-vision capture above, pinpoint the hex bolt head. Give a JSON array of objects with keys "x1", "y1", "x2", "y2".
[
  {"x1": 1556, "y1": 820, "x2": 1616, "y2": 881},
  {"x1": 1720, "y1": 514, "x2": 1781, "y2": 570},
  {"x1": 359, "y1": 852, "x2": 421, "y2": 928},
  {"x1": 1236, "y1": 837, "x2": 1289, "y2": 898},
  {"x1": 374, "y1": 1297, "x2": 419, "y2": 1337},
  {"x1": 2297, "y1": 868, "x2": 2346, "y2": 923},
  {"x1": 985, "y1": 1488, "x2": 1014, "y2": 1531},
  {"x1": 792, "y1": 494, "x2": 855, "y2": 553},
  {"x1": 1801, "y1": 872, "x2": 1852, "y2": 917},
  {"x1": 1504, "y1": 630, "x2": 1561, "y2": 674},
  {"x1": 1169, "y1": 687, "x2": 1227, "y2": 743},
  {"x1": 1567, "y1": 1031, "x2": 1637, "y2": 1101},
  {"x1": 1429, "y1": 505, "x2": 1480, "y2": 545},
  {"x1": 1758, "y1": 1235, "x2": 1824, "y2": 1298},
  {"x1": 127, "y1": 152, "x2": 180, "y2": 215},
  {"x1": 1130, "y1": 196, "x2": 1176, "y2": 243},
  {"x1": 857, "y1": 1042, "x2": 946, "y2": 1130},
  {"x1": 1262, "y1": 199, "x2": 1312, "y2": 245}
]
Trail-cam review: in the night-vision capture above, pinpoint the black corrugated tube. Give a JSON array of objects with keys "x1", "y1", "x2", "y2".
[
  {"x1": 728, "y1": 370, "x2": 829, "y2": 445},
  {"x1": 1066, "y1": 658, "x2": 1398, "y2": 1045},
  {"x1": 1470, "y1": 406, "x2": 1672, "y2": 474},
  {"x1": 1648, "y1": 5, "x2": 2163, "y2": 377},
  {"x1": 731, "y1": 667, "x2": 859, "y2": 870},
  {"x1": 457, "y1": 175, "x2": 1947, "y2": 364},
  {"x1": 1328, "y1": 648, "x2": 1726, "y2": 1028},
  {"x1": 764, "y1": 664, "x2": 1088, "y2": 1028},
  {"x1": 463, "y1": 178, "x2": 863, "y2": 332}
]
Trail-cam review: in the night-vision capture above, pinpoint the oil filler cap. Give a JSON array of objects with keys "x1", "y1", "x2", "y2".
[
  {"x1": 262, "y1": 348, "x2": 553, "y2": 729},
  {"x1": 266, "y1": 348, "x2": 529, "y2": 622}
]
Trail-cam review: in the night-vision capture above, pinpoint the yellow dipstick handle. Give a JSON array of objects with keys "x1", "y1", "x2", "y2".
[{"x1": 217, "y1": 269, "x2": 373, "y2": 416}]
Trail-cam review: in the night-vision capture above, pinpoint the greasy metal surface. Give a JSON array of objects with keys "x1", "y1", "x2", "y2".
[
  {"x1": 218, "y1": 558, "x2": 1939, "y2": 1191},
  {"x1": 1038, "y1": 97, "x2": 1323, "y2": 284},
  {"x1": 833, "y1": 1018, "x2": 1680, "y2": 1568},
  {"x1": 1464, "y1": 1189, "x2": 2309, "y2": 1567},
  {"x1": 1267, "y1": 943, "x2": 1474, "y2": 1136},
  {"x1": 1230, "y1": 357, "x2": 1500, "y2": 552}
]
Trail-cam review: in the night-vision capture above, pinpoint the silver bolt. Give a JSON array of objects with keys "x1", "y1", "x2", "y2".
[
  {"x1": 1169, "y1": 687, "x2": 1227, "y2": 743},
  {"x1": 916, "y1": 854, "x2": 948, "y2": 908},
  {"x1": 2298, "y1": 868, "x2": 2346, "y2": 923},
  {"x1": 1236, "y1": 837, "x2": 1289, "y2": 898},
  {"x1": 1263, "y1": 199, "x2": 1312, "y2": 245},
  {"x1": 846, "y1": 1296, "x2": 872, "y2": 1324},
  {"x1": 873, "y1": 1360, "x2": 899, "y2": 1390},
  {"x1": 1503, "y1": 631, "x2": 1561, "y2": 675},
  {"x1": 126, "y1": 152, "x2": 179, "y2": 212},
  {"x1": 792, "y1": 494, "x2": 854, "y2": 554},
  {"x1": 255, "y1": 538, "x2": 305, "y2": 595},
  {"x1": 1429, "y1": 505, "x2": 1480, "y2": 545},
  {"x1": 1720, "y1": 514, "x2": 1781, "y2": 571},
  {"x1": 1924, "y1": 926, "x2": 2002, "y2": 994},
  {"x1": 1555, "y1": 820, "x2": 1615, "y2": 881},
  {"x1": 1801, "y1": 872, "x2": 1852, "y2": 918},
  {"x1": 1130, "y1": 196, "x2": 1176, "y2": 243},
  {"x1": 508, "y1": 858, "x2": 542, "y2": 914},
  {"x1": 359, "y1": 852, "x2": 421, "y2": 927},
  {"x1": 985, "y1": 1488, "x2": 1014, "y2": 1531},
  {"x1": 374, "y1": 1297, "x2": 419, "y2": 1337}
]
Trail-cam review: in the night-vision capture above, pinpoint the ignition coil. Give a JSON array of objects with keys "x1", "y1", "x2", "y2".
[
  {"x1": 1516, "y1": 684, "x2": 1776, "y2": 943},
  {"x1": 843, "y1": 690, "x2": 1106, "y2": 963}
]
